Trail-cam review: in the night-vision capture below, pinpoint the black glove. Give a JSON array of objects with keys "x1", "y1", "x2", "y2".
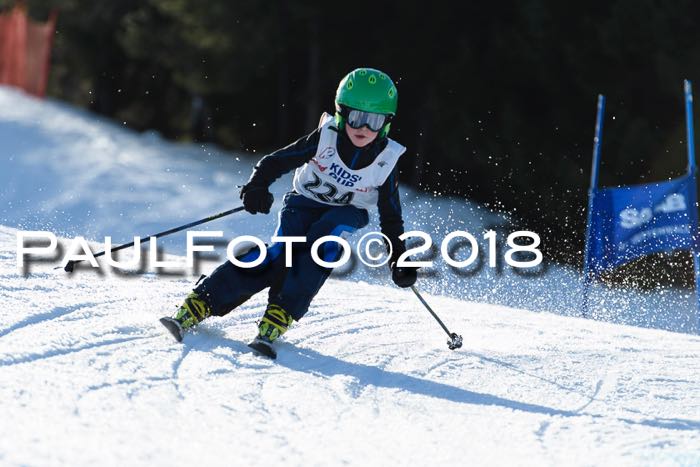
[
  {"x1": 240, "y1": 183, "x2": 274, "y2": 214},
  {"x1": 387, "y1": 237, "x2": 417, "y2": 288},
  {"x1": 391, "y1": 261, "x2": 418, "y2": 288}
]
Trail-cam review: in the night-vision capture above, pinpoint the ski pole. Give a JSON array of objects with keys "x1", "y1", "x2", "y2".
[
  {"x1": 410, "y1": 285, "x2": 463, "y2": 350},
  {"x1": 60, "y1": 206, "x2": 246, "y2": 272}
]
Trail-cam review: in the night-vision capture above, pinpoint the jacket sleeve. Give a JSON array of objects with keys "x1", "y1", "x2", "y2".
[
  {"x1": 245, "y1": 128, "x2": 321, "y2": 188},
  {"x1": 376, "y1": 166, "x2": 406, "y2": 262}
]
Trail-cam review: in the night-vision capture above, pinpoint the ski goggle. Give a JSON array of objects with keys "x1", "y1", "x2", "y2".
[{"x1": 345, "y1": 109, "x2": 388, "y2": 132}]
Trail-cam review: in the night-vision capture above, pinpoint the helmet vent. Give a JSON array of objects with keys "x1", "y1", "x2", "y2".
[{"x1": 335, "y1": 68, "x2": 397, "y2": 116}]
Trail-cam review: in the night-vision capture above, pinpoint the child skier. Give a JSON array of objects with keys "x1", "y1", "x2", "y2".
[{"x1": 160, "y1": 68, "x2": 417, "y2": 357}]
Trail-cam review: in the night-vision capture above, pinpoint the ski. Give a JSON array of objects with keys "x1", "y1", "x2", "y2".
[
  {"x1": 159, "y1": 317, "x2": 184, "y2": 342},
  {"x1": 247, "y1": 338, "x2": 277, "y2": 359},
  {"x1": 160, "y1": 316, "x2": 278, "y2": 360}
]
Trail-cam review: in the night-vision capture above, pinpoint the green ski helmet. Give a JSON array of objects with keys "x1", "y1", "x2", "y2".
[{"x1": 335, "y1": 67, "x2": 398, "y2": 138}]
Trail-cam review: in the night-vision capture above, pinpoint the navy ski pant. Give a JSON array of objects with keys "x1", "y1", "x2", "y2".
[{"x1": 193, "y1": 192, "x2": 369, "y2": 321}]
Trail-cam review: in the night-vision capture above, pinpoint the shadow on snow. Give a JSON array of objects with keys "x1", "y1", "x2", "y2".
[{"x1": 179, "y1": 330, "x2": 700, "y2": 432}]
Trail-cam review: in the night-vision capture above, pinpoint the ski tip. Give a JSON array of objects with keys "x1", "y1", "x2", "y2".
[
  {"x1": 247, "y1": 339, "x2": 277, "y2": 359},
  {"x1": 159, "y1": 317, "x2": 184, "y2": 343}
]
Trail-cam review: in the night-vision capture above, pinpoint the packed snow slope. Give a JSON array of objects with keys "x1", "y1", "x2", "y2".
[
  {"x1": 1, "y1": 226, "x2": 699, "y2": 466},
  {"x1": 1, "y1": 87, "x2": 700, "y2": 465}
]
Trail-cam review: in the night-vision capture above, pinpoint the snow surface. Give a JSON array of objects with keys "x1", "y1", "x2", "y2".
[
  {"x1": 2, "y1": 86, "x2": 700, "y2": 465},
  {"x1": 2, "y1": 225, "x2": 700, "y2": 466}
]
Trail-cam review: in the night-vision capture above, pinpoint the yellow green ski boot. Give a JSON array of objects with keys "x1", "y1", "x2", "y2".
[
  {"x1": 160, "y1": 292, "x2": 212, "y2": 342},
  {"x1": 247, "y1": 304, "x2": 293, "y2": 359}
]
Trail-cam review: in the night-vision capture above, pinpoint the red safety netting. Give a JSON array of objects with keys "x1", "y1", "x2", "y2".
[{"x1": 0, "y1": 5, "x2": 56, "y2": 97}]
